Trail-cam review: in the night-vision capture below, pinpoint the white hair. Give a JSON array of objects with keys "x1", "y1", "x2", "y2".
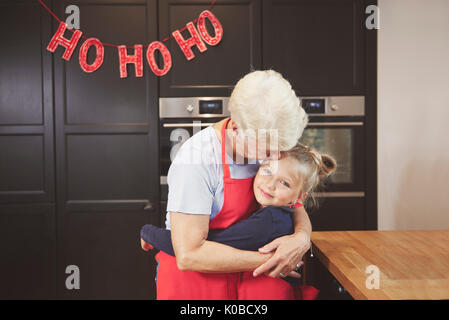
[{"x1": 228, "y1": 70, "x2": 308, "y2": 151}]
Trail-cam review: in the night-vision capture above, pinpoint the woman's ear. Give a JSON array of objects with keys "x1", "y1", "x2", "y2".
[{"x1": 229, "y1": 119, "x2": 239, "y2": 135}]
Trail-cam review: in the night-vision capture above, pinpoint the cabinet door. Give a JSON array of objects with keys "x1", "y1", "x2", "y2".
[
  {"x1": 159, "y1": 0, "x2": 261, "y2": 97},
  {"x1": 52, "y1": 0, "x2": 160, "y2": 299},
  {"x1": 0, "y1": 0, "x2": 56, "y2": 298},
  {"x1": 263, "y1": 0, "x2": 365, "y2": 95},
  {"x1": 309, "y1": 197, "x2": 365, "y2": 231}
]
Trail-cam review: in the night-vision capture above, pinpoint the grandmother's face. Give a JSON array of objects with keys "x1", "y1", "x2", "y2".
[{"x1": 233, "y1": 128, "x2": 280, "y2": 162}]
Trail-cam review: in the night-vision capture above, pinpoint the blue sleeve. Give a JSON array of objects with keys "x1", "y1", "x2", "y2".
[
  {"x1": 140, "y1": 207, "x2": 293, "y2": 257},
  {"x1": 270, "y1": 207, "x2": 295, "y2": 239},
  {"x1": 206, "y1": 208, "x2": 276, "y2": 251},
  {"x1": 140, "y1": 224, "x2": 175, "y2": 256}
]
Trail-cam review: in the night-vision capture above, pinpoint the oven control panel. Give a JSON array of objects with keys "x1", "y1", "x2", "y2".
[
  {"x1": 300, "y1": 96, "x2": 365, "y2": 116},
  {"x1": 160, "y1": 97, "x2": 230, "y2": 118}
]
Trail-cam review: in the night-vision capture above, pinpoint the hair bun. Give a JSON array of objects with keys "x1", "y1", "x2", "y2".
[{"x1": 318, "y1": 154, "x2": 337, "y2": 179}]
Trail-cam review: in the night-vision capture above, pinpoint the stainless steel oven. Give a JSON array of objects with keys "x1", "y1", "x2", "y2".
[
  {"x1": 298, "y1": 96, "x2": 366, "y2": 230},
  {"x1": 158, "y1": 96, "x2": 366, "y2": 230}
]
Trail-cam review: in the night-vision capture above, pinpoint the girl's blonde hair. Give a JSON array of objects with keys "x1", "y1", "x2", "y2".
[
  {"x1": 228, "y1": 70, "x2": 308, "y2": 151},
  {"x1": 283, "y1": 143, "x2": 337, "y2": 209}
]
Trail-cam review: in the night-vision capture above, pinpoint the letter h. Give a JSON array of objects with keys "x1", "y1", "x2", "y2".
[{"x1": 47, "y1": 21, "x2": 82, "y2": 61}]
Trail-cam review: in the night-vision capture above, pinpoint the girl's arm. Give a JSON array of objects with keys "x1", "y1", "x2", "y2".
[
  {"x1": 140, "y1": 207, "x2": 291, "y2": 255},
  {"x1": 170, "y1": 211, "x2": 274, "y2": 273}
]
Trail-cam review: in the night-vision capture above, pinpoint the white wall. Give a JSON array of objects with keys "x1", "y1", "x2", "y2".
[{"x1": 378, "y1": 0, "x2": 449, "y2": 229}]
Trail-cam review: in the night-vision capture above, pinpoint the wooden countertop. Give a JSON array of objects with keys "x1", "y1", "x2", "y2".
[{"x1": 311, "y1": 230, "x2": 449, "y2": 300}]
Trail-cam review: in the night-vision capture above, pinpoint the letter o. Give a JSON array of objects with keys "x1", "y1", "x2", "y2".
[
  {"x1": 146, "y1": 41, "x2": 172, "y2": 76},
  {"x1": 197, "y1": 10, "x2": 223, "y2": 46},
  {"x1": 79, "y1": 37, "x2": 104, "y2": 73}
]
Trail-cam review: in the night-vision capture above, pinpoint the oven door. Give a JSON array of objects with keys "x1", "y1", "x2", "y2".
[{"x1": 299, "y1": 116, "x2": 365, "y2": 194}]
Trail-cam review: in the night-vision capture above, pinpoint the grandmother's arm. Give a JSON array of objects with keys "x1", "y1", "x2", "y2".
[
  {"x1": 252, "y1": 206, "x2": 311, "y2": 278},
  {"x1": 170, "y1": 211, "x2": 273, "y2": 272},
  {"x1": 292, "y1": 205, "x2": 312, "y2": 239}
]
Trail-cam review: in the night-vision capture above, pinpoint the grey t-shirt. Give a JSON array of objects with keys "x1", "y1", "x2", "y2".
[{"x1": 165, "y1": 126, "x2": 260, "y2": 229}]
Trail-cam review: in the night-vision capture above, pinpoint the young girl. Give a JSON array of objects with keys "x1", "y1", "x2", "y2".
[{"x1": 140, "y1": 143, "x2": 336, "y2": 285}]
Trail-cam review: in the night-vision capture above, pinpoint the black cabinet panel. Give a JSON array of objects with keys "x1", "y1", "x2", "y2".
[
  {"x1": 0, "y1": 135, "x2": 44, "y2": 191},
  {"x1": 263, "y1": 0, "x2": 365, "y2": 95},
  {"x1": 309, "y1": 197, "x2": 365, "y2": 231},
  {"x1": 63, "y1": 3, "x2": 149, "y2": 124},
  {"x1": 0, "y1": 204, "x2": 56, "y2": 299},
  {"x1": 159, "y1": 0, "x2": 261, "y2": 96},
  {"x1": 52, "y1": 0, "x2": 160, "y2": 299},
  {"x1": 0, "y1": 1, "x2": 43, "y2": 125},
  {"x1": 66, "y1": 134, "x2": 152, "y2": 200},
  {"x1": 0, "y1": 0, "x2": 55, "y2": 204},
  {"x1": 60, "y1": 209, "x2": 157, "y2": 299}
]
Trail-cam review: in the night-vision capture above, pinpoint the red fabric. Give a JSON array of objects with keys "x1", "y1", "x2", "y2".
[
  {"x1": 156, "y1": 118, "x2": 317, "y2": 300},
  {"x1": 172, "y1": 22, "x2": 207, "y2": 61},
  {"x1": 117, "y1": 44, "x2": 143, "y2": 78},
  {"x1": 146, "y1": 41, "x2": 172, "y2": 76},
  {"x1": 197, "y1": 10, "x2": 223, "y2": 46},
  {"x1": 296, "y1": 285, "x2": 320, "y2": 300},
  {"x1": 79, "y1": 38, "x2": 104, "y2": 73},
  {"x1": 46, "y1": 21, "x2": 82, "y2": 61}
]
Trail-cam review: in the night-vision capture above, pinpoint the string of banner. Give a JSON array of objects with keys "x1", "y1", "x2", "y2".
[{"x1": 37, "y1": 0, "x2": 222, "y2": 78}]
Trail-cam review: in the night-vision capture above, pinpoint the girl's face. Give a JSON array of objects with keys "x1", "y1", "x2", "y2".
[{"x1": 253, "y1": 157, "x2": 305, "y2": 207}]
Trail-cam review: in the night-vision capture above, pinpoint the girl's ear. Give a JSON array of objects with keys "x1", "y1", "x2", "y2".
[
  {"x1": 297, "y1": 192, "x2": 308, "y2": 203},
  {"x1": 289, "y1": 193, "x2": 306, "y2": 208}
]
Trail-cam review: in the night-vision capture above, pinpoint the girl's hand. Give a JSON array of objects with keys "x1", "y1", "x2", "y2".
[
  {"x1": 252, "y1": 231, "x2": 310, "y2": 278},
  {"x1": 140, "y1": 237, "x2": 153, "y2": 251}
]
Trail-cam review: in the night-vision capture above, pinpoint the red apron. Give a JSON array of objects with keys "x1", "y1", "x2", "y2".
[{"x1": 155, "y1": 118, "x2": 316, "y2": 300}]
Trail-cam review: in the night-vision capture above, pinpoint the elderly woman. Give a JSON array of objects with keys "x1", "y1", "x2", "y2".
[{"x1": 151, "y1": 70, "x2": 311, "y2": 300}]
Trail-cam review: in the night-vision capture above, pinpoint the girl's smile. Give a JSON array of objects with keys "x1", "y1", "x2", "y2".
[{"x1": 258, "y1": 186, "x2": 274, "y2": 199}]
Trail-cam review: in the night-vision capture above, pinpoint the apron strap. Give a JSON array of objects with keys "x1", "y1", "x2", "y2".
[{"x1": 221, "y1": 117, "x2": 231, "y2": 179}]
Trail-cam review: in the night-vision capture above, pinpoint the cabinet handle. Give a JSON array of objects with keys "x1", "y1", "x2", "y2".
[
  {"x1": 163, "y1": 123, "x2": 214, "y2": 128},
  {"x1": 144, "y1": 202, "x2": 153, "y2": 211}
]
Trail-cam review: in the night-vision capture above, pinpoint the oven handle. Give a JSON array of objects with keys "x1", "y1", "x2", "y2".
[
  {"x1": 162, "y1": 123, "x2": 214, "y2": 128},
  {"x1": 163, "y1": 122, "x2": 363, "y2": 128},
  {"x1": 307, "y1": 122, "x2": 364, "y2": 127},
  {"x1": 315, "y1": 192, "x2": 365, "y2": 198}
]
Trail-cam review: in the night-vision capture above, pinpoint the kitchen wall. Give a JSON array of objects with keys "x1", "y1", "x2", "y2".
[{"x1": 378, "y1": 0, "x2": 449, "y2": 229}]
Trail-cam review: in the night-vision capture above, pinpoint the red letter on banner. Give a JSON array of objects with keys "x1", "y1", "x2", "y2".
[
  {"x1": 46, "y1": 21, "x2": 82, "y2": 61},
  {"x1": 172, "y1": 22, "x2": 207, "y2": 61},
  {"x1": 197, "y1": 10, "x2": 223, "y2": 46},
  {"x1": 79, "y1": 38, "x2": 104, "y2": 73},
  {"x1": 118, "y1": 45, "x2": 143, "y2": 78},
  {"x1": 146, "y1": 41, "x2": 172, "y2": 77}
]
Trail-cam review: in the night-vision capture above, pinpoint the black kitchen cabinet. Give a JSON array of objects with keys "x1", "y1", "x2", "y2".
[
  {"x1": 52, "y1": 0, "x2": 160, "y2": 299},
  {"x1": 0, "y1": 0, "x2": 161, "y2": 299},
  {"x1": 0, "y1": 0, "x2": 56, "y2": 299},
  {"x1": 263, "y1": 0, "x2": 366, "y2": 96},
  {"x1": 158, "y1": 0, "x2": 262, "y2": 97},
  {"x1": 309, "y1": 197, "x2": 366, "y2": 231}
]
